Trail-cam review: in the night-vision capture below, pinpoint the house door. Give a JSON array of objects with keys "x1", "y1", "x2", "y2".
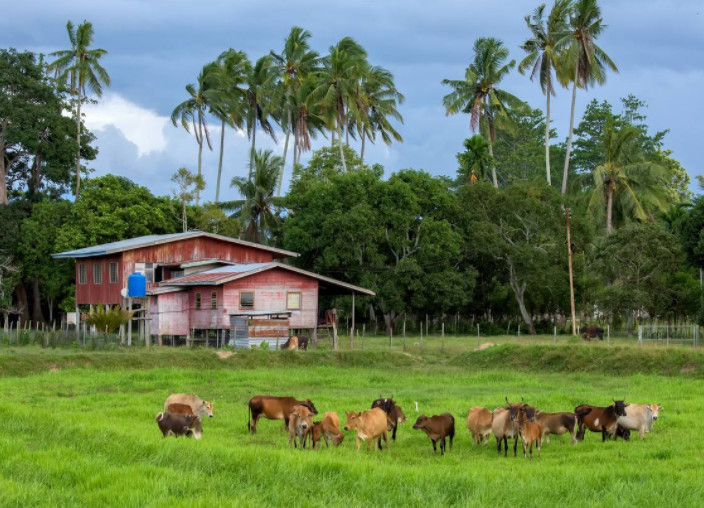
[{"x1": 230, "y1": 316, "x2": 249, "y2": 349}]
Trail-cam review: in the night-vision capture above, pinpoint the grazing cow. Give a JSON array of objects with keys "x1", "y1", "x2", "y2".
[
  {"x1": 617, "y1": 403, "x2": 662, "y2": 440},
  {"x1": 309, "y1": 412, "x2": 345, "y2": 449},
  {"x1": 281, "y1": 335, "x2": 309, "y2": 350},
  {"x1": 288, "y1": 404, "x2": 313, "y2": 449},
  {"x1": 491, "y1": 398, "x2": 524, "y2": 457},
  {"x1": 247, "y1": 396, "x2": 318, "y2": 433},
  {"x1": 164, "y1": 394, "x2": 213, "y2": 418},
  {"x1": 371, "y1": 397, "x2": 407, "y2": 444},
  {"x1": 344, "y1": 408, "x2": 390, "y2": 452},
  {"x1": 467, "y1": 406, "x2": 493, "y2": 446},
  {"x1": 579, "y1": 325, "x2": 604, "y2": 341},
  {"x1": 165, "y1": 403, "x2": 204, "y2": 439},
  {"x1": 534, "y1": 411, "x2": 577, "y2": 445},
  {"x1": 514, "y1": 406, "x2": 542, "y2": 460},
  {"x1": 413, "y1": 413, "x2": 455, "y2": 455},
  {"x1": 155, "y1": 412, "x2": 202, "y2": 439},
  {"x1": 575, "y1": 399, "x2": 628, "y2": 441}
]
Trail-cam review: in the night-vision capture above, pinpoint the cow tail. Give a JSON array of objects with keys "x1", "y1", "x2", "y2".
[{"x1": 247, "y1": 403, "x2": 251, "y2": 432}]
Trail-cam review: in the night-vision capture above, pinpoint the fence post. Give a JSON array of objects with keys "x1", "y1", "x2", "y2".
[
  {"x1": 403, "y1": 320, "x2": 406, "y2": 351},
  {"x1": 553, "y1": 326, "x2": 557, "y2": 344},
  {"x1": 420, "y1": 322, "x2": 423, "y2": 351},
  {"x1": 638, "y1": 325, "x2": 643, "y2": 346},
  {"x1": 389, "y1": 329, "x2": 393, "y2": 349},
  {"x1": 518, "y1": 324, "x2": 521, "y2": 337},
  {"x1": 607, "y1": 325, "x2": 610, "y2": 346},
  {"x1": 441, "y1": 323, "x2": 444, "y2": 353},
  {"x1": 666, "y1": 325, "x2": 670, "y2": 348}
]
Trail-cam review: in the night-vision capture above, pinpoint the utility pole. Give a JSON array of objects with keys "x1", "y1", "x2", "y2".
[{"x1": 566, "y1": 207, "x2": 577, "y2": 336}]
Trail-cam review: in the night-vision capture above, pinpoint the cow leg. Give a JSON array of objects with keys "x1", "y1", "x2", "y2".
[
  {"x1": 538, "y1": 437, "x2": 542, "y2": 458},
  {"x1": 529, "y1": 441, "x2": 533, "y2": 460},
  {"x1": 323, "y1": 435, "x2": 329, "y2": 448},
  {"x1": 251, "y1": 413, "x2": 261, "y2": 434},
  {"x1": 392, "y1": 425, "x2": 397, "y2": 442},
  {"x1": 601, "y1": 427, "x2": 607, "y2": 442},
  {"x1": 496, "y1": 436, "x2": 502, "y2": 454},
  {"x1": 432, "y1": 440, "x2": 437, "y2": 454},
  {"x1": 513, "y1": 436, "x2": 518, "y2": 457},
  {"x1": 355, "y1": 436, "x2": 360, "y2": 452},
  {"x1": 503, "y1": 436, "x2": 508, "y2": 457},
  {"x1": 449, "y1": 432, "x2": 454, "y2": 452},
  {"x1": 639, "y1": 426, "x2": 645, "y2": 440}
]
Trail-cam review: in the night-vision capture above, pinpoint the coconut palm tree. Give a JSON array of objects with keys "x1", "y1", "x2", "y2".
[
  {"x1": 314, "y1": 37, "x2": 369, "y2": 173},
  {"x1": 442, "y1": 37, "x2": 520, "y2": 188},
  {"x1": 271, "y1": 26, "x2": 319, "y2": 195},
  {"x1": 559, "y1": 0, "x2": 618, "y2": 195},
  {"x1": 211, "y1": 49, "x2": 251, "y2": 203},
  {"x1": 245, "y1": 56, "x2": 279, "y2": 180},
  {"x1": 171, "y1": 63, "x2": 220, "y2": 205},
  {"x1": 355, "y1": 66, "x2": 405, "y2": 163},
  {"x1": 226, "y1": 149, "x2": 283, "y2": 243},
  {"x1": 292, "y1": 73, "x2": 326, "y2": 167},
  {"x1": 588, "y1": 122, "x2": 668, "y2": 234},
  {"x1": 518, "y1": 0, "x2": 570, "y2": 186},
  {"x1": 47, "y1": 20, "x2": 110, "y2": 198},
  {"x1": 458, "y1": 135, "x2": 493, "y2": 185}
]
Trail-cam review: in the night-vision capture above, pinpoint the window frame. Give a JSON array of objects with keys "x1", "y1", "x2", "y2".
[
  {"x1": 239, "y1": 291, "x2": 254, "y2": 309},
  {"x1": 286, "y1": 291, "x2": 302, "y2": 310},
  {"x1": 195, "y1": 292, "x2": 202, "y2": 310},
  {"x1": 92, "y1": 263, "x2": 102, "y2": 284},
  {"x1": 109, "y1": 262, "x2": 118, "y2": 284},
  {"x1": 211, "y1": 291, "x2": 217, "y2": 310},
  {"x1": 78, "y1": 264, "x2": 87, "y2": 285}
]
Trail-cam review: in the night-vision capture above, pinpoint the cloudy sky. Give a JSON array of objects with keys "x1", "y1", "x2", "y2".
[{"x1": 2, "y1": 1, "x2": 702, "y2": 201}]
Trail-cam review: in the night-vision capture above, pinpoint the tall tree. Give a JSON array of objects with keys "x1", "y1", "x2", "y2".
[
  {"x1": 456, "y1": 135, "x2": 493, "y2": 186},
  {"x1": 47, "y1": 20, "x2": 110, "y2": 199},
  {"x1": 559, "y1": 0, "x2": 618, "y2": 195},
  {"x1": 226, "y1": 149, "x2": 283, "y2": 243},
  {"x1": 314, "y1": 37, "x2": 369, "y2": 173},
  {"x1": 588, "y1": 121, "x2": 668, "y2": 234},
  {"x1": 171, "y1": 62, "x2": 220, "y2": 205},
  {"x1": 211, "y1": 49, "x2": 251, "y2": 203},
  {"x1": 518, "y1": 0, "x2": 570, "y2": 185},
  {"x1": 271, "y1": 26, "x2": 319, "y2": 196},
  {"x1": 171, "y1": 167, "x2": 205, "y2": 232},
  {"x1": 245, "y1": 56, "x2": 278, "y2": 180},
  {"x1": 442, "y1": 37, "x2": 520, "y2": 188}
]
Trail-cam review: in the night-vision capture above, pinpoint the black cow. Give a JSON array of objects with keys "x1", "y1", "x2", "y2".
[{"x1": 579, "y1": 325, "x2": 604, "y2": 341}]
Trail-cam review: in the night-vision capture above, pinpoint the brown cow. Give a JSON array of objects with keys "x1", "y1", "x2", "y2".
[
  {"x1": 413, "y1": 413, "x2": 455, "y2": 455},
  {"x1": 344, "y1": 408, "x2": 390, "y2": 452},
  {"x1": 166, "y1": 403, "x2": 204, "y2": 439},
  {"x1": 534, "y1": 411, "x2": 577, "y2": 445},
  {"x1": 164, "y1": 394, "x2": 213, "y2": 418},
  {"x1": 467, "y1": 406, "x2": 493, "y2": 446},
  {"x1": 247, "y1": 396, "x2": 318, "y2": 433},
  {"x1": 579, "y1": 325, "x2": 604, "y2": 341},
  {"x1": 281, "y1": 335, "x2": 309, "y2": 350},
  {"x1": 575, "y1": 399, "x2": 628, "y2": 442},
  {"x1": 514, "y1": 406, "x2": 542, "y2": 460},
  {"x1": 288, "y1": 404, "x2": 313, "y2": 449},
  {"x1": 491, "y1": 398, "x2": 524, "y2": 457},
  {"x1": 155, "y1": 412, "x2": 202, "y2": 439},
  {"x1": 309, "y1": 412, "x2": 345, "y2": 449},
  {"x1": 371, "y1": 397, "x2": 407, "y2": 446}
]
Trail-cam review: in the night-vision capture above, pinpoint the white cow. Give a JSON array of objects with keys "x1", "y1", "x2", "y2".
[{"x1": 617, "y1": 403, "x2": 662, "y2": 439}]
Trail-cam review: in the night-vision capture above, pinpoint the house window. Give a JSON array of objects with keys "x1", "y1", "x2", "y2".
[
  {"x1": 195, "y1": 293, "x2": 201, "y2": 310},
  {"x1": 240, "y1": 291, "x2": 254, "y2": 309},
  {"x1": 211, "y1": 292, "x2": 217, "y2": 310},
  {"x1": 78, "y1": 264, "x2": 87, "y2": 284},
  {"x1": 93, "y1": 263, "x2": 102, "y2": 284},
  {"x1": 287, "y1": 292, "x2": 301, "y2": 310},
  {"x1": 134, "y1": 262, "x2": 155, "y2": 283},
  {"x1": 109, "y1": 262, "x2": 118, "y2": 284}
]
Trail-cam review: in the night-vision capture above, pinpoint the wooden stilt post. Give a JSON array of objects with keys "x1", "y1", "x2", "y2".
[{"x1": 127, "y1": 298, "x2": 132, "y2": 346}]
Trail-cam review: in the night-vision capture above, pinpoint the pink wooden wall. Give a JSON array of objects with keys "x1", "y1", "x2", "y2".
[{"x1": 150, "y1": 292, "x2": 189, "y2": 336}]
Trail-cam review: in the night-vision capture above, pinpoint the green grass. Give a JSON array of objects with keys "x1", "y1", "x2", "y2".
[{"x1": 0, "y1": 346, "x2": 702, "y2": 507}]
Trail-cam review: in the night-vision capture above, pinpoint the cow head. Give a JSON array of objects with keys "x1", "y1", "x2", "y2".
[
  {"x1": 291, "y1": 405, "x2": 312, "y2": 431},
  {"x1": 344, "y1": 411, "x2": 362, "y2": 431},
  {"x1": 650, "y1": 404, "x2": 663, "y2": 420},
  {"x1": 302, "y1": 399, "x2": 318, "y2": 415},
  {"x1": 413, "y1": 415, "x2": 428, "y2": 430},
  {"x1": 612, "y1": 399, "x2": 627, "y2": 417},
  {"x1": 195, "y1": 400, "x2": 214, "y2": 418},
  {"x1": 520, "y1": 405, "x2": 536, "y2": 423},
  {"x1": 332, "y1": 433, "x2": 345, "y2": 446},
  {"x1": 505, "y1": 397, "x2": 524, "y2": 422}
]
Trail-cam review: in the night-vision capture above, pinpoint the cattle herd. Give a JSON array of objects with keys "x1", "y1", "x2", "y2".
[{"x1": 155, "y1": 392, "x2": 662, "y2": 459}]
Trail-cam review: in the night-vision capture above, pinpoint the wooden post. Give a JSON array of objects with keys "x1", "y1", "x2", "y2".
[
  {"x1": 127, "y1": 298, "x2": 132, "y2": 346},
  {"x1": 607, "y1": 324, "x2": 610, "y2": 346},
  {"x1": 566, "y1": 207, "x2": 577, "y2": 336},
  {"x1": 403, "y1": 320, "x2": 406, "y2": 351},
  {"x1": 441, "y1": 322, "x2": 444, "y2": 353},
  {"x1": 420, "y1": 321, "x2": 423, "y2": 351},
  {"x1": 425, "y1": 314, "x2": 429, "y2": 336},
  {"x1": 351, "y1": 291, "x2": 355, "y2": 349},
  {"x1": 145, "y1": 298, "x2": 151, "y2": 348},
  {"x1": 389, "y1": 329, "x2": 393, "y2": 349},
  {"x1": 75, "y1": 304, "x2": 80, "y2": 343},
  {"x1": 554, "y1": 326, "x2": 557, "y2": 344}
]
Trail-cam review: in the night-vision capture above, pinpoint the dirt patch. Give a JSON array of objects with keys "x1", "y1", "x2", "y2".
[
  {"x1": 476, "y1": 342, "x2": 496, "y2": 351},
  {"x1": 216, "y1": 351, "x2": 234, "y2": 359},
  {"x1": 49, "y1": 364, "x2": 60, "y2": 373},
  {"x1": 680, "y1": 363, "x2": 697, "y2": 374}
]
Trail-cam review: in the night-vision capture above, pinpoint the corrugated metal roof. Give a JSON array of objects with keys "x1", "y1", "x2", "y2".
[
  {"x1": 52, "y1": 231, "x2": 298, "y2": 259},
  {"x1": 162, "y1": 262, "x2": 375, "y2": 295}
]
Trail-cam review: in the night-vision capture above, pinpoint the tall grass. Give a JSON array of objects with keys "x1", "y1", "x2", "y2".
[{"x1": 0, "y1": 348, "x2": 701, "y2": 506}]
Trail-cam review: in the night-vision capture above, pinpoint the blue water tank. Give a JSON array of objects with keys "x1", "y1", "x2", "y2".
[{"x1": 128, "y1": 272, "x2": 146, "y2": 297}]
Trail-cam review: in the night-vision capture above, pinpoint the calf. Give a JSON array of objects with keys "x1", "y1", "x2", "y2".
[
  {"x1": 344, "y1": 408, "x2": 390, "y2": 452},
  {"x1": 309, "y1": 412, "x2": 345, "y2": 449},
  {"x1": 617, "y1": 403, "x2": 662, "y2": 440},
  {"x1": 515, "y1": 406, "x2": 542, "y2": 460},
  {"x1": 467, "y1": 406, "x2": 493, "y2": 446},
  {"x1": 288, "y1": 404, "x2": 313, "y2": 449},
  {"x1": 166, "y1": 402, "x2": 204, "y2": 439},
  {"x1": 491, "y1": 398, "x2": 524, "y2": 457},
  {"x1": 247, "y1": 395, "x2": 318, "y2": 433},
  {"x1": 164, "y1": 394, "x2": 213, "y2": 418},
  {"x1": 534, "y1": 411, "x2": 577, "y2": 445},
  {"x1": 155, "y1": 412, "x2": 202, "y2": 439},
  {"x1": 575, "y1": 399, "x2": 627, "y2": 442},
  {"x1": 413, "y1": 413, "x2": 455, "y2": 455}
]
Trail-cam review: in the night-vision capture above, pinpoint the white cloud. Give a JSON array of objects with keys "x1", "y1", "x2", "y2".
[{"x1": 83, "y1": 94, "x2": 169, "y2": 157}]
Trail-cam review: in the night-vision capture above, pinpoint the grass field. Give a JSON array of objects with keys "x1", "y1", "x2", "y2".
[{"x1": 0, "y1": 343, "x2": 702, "y2": 507}]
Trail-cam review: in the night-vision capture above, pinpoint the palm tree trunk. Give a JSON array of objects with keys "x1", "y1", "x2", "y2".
[
  {"x1": 545, "y1": 88, "x2": 551, "y2": 186},
  {"x1": 215, "y1": 118, "x2": 225, "y2": 203},
  {"x1": 278, "y1": 110, "x2": 291, "y2": 197},
  {"x1": 338, "y1": 123, "x2": 347, "y2": 172},
  {"x1": 196, "y1": 120, "x2": 203, "y2": 206},
  {"x1": 562, "y1": 66, "x2": 579, "y2": 196},
  {"x1": 606, "y1": 185, "x2": 614, "y2": 234},
  {"x1": 361, "y1": 131, "x2": 366, "y2": 164},
  {"x1": 488, "y1": 142, "x2": 498, "y2": 188},
  {"x1": 74, "y1": 90, "x2": 82, "y2": 198},
  {"x1": 249, "y1": 122, "x2": 256, "y2": 181}
]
